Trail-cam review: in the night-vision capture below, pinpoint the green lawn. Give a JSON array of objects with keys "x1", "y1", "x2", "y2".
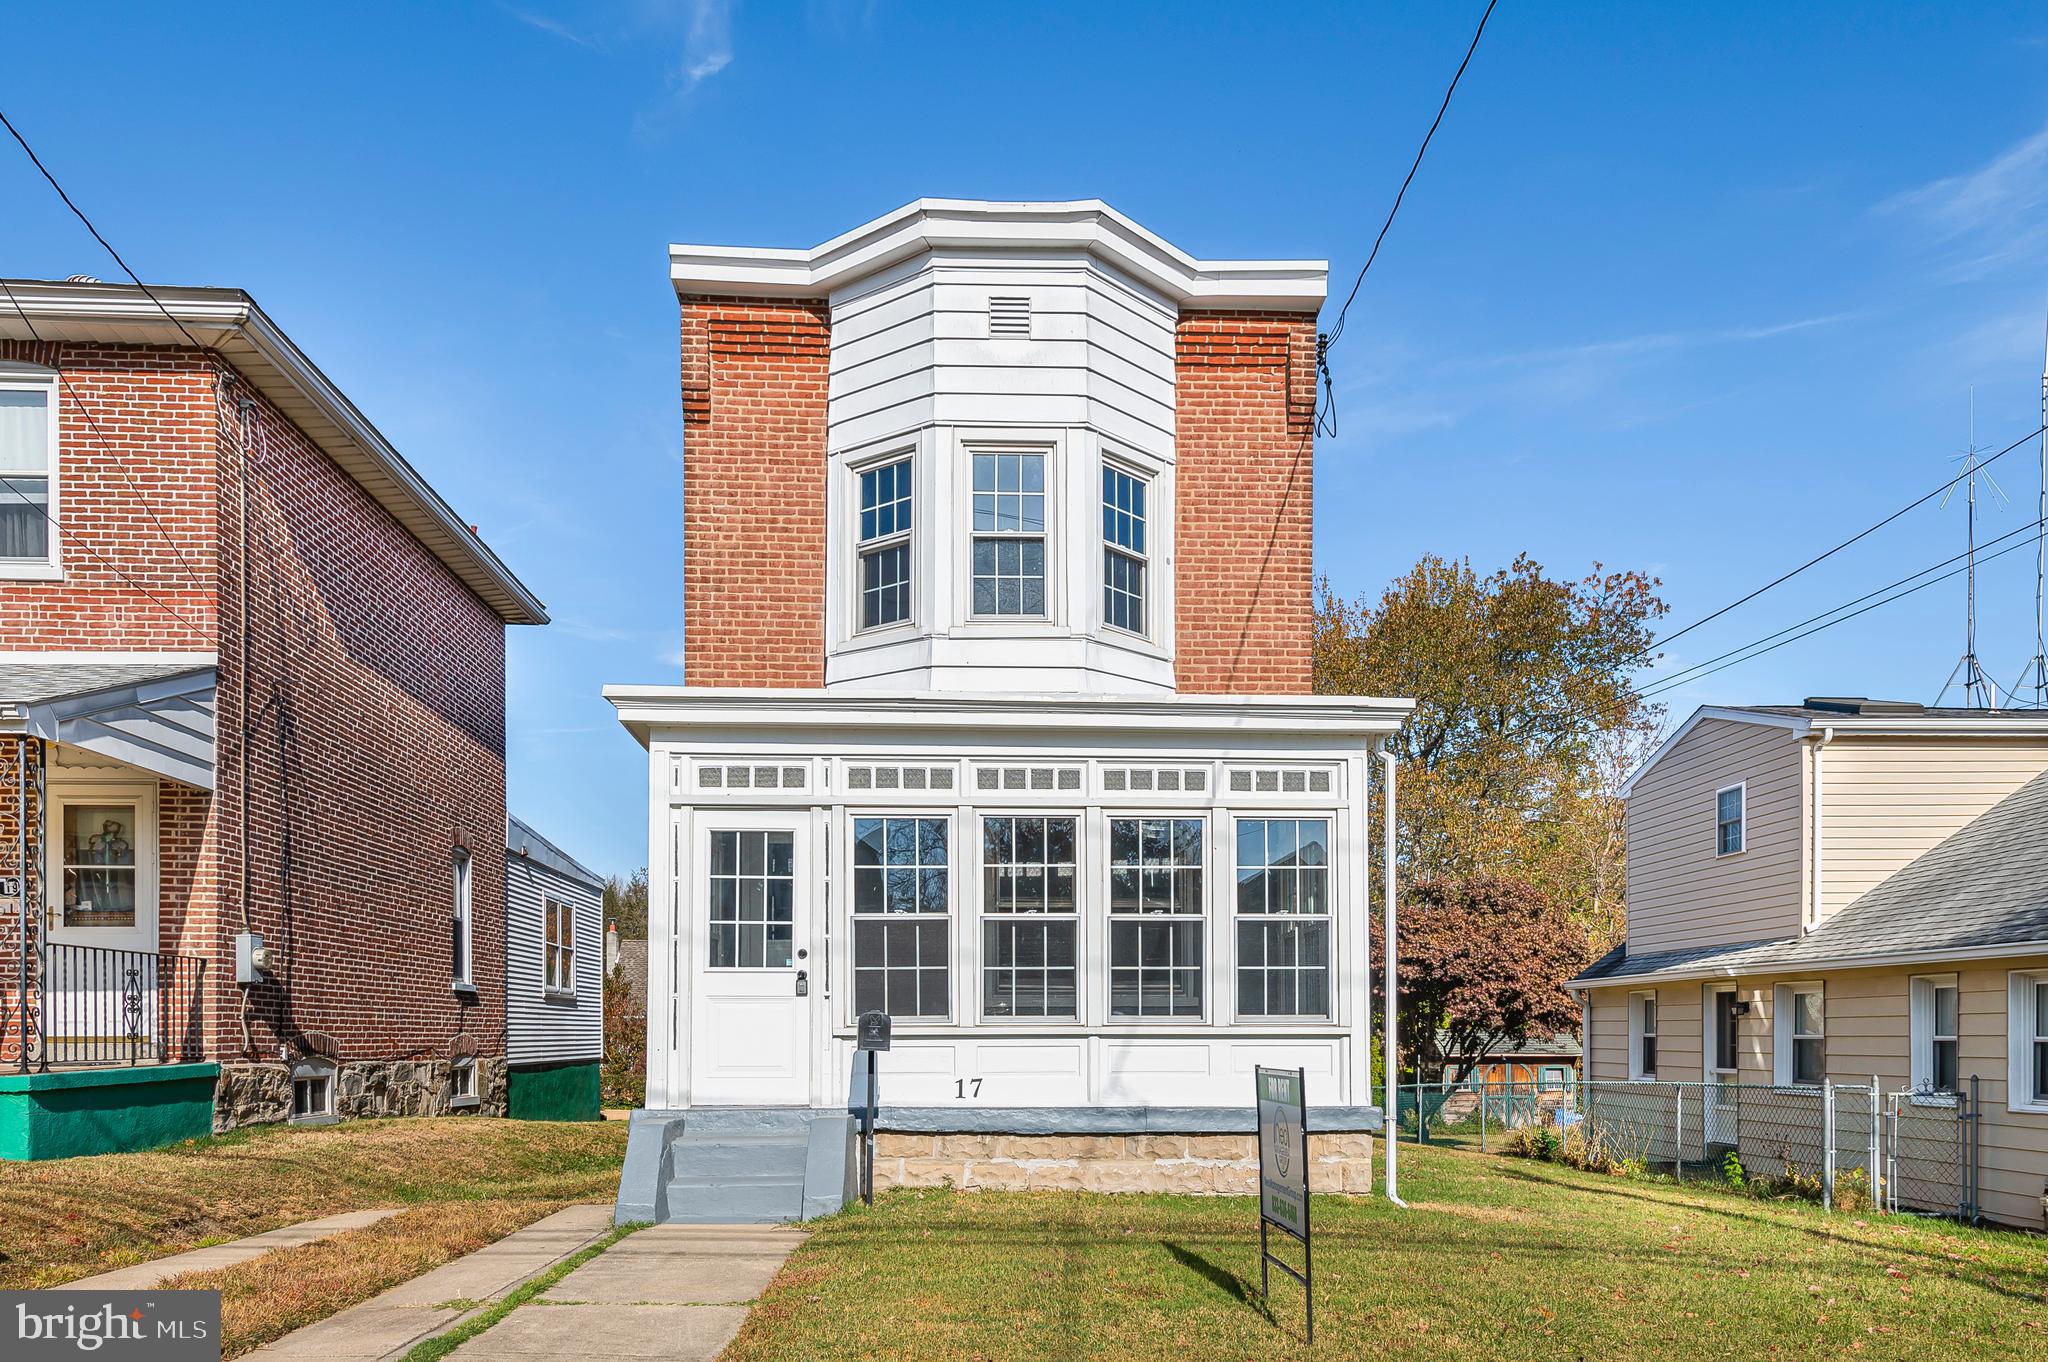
[{"x1": 726, "y1": 1142, "x2": 2048, "y2": 1361}]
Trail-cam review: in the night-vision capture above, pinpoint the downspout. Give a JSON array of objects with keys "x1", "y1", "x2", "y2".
[
  {"x1": 1808, "y1": 726, "x2": 1833, "y2": 932},
  {"x1": 235, "y1": 383, "x2": 257, "y2": 1055},
  {"x1": 1380, "y1": 747, "x2": 1406, "y2": 1208}
]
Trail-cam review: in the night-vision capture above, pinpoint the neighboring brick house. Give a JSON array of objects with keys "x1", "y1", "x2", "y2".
[
  {"x1": 0, "y1": 280, "x2": 546, "y2": 1157},
  {"x1": 606, "y1": 200, "x2": 1413, "y2": 1221}
]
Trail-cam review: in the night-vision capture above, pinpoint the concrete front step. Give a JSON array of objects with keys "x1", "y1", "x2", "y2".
[
  {"x1": 616, "y1": 1109, "x2": 858, "y2": 1226},
  {"x1": 667, "y1": 1132, "x2": 810, "y2": 1180},
  {"x1": 661, "y1": 1179, "x2": 808, "y2": 1223}
]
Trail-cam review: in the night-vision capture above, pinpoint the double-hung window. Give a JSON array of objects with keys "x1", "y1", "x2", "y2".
[
  {"x1": 970, "y1": 452, "x2": 1046, "y2": 617},
  {"x1": 1108, "y1": 817, "x2": 1204, "y2": 1017},
  {"x1": 1631, "y1": 992, "x2": 1659, "y2": 1078},
  {"x1": 980, "y1": 816, "x2": 1077, "y2": 1018},
  {"x1": 544, "y1": 897, "x2": 576, "y2": 993},
  {"x1": 1102, "y1": 464, "x2": 1148, "y2": 635},
  {"x1": 708, "y1": 830, "x2": 795, "y2": 968},
  {"x1": 1234, "y1": 818, "x2": 1331, "y2": 1018},
  {"x1": 1715, "y1": 784, "x2": 1744, "y2": 856},
  {"x1": 0, "y1": 369, "x2": 55, "y2": 570},
  {"x1": 1777, "y1": 984, "x2": 1824, "y2": 1085},
  {"x1": 451, "y1": 849, "x2": 473, "y2": 988},
  {"x1": 858, "y1": 457, "x2": 913, "y2": 629},
  {"x1": 2008, "y1": 972, "x2": 2048, "y2": 1111},
  {"x1": 1910, "y1": 974, "x2": 1959, "y2": 1094},
  {"x1": 852, "y1": 817, "x2": 949, "y2": 1018}
]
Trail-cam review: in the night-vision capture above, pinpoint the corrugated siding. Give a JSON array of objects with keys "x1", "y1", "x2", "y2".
[
  {"x1": 505, "y1": 854, "x2": 603, "y2": 1065},
  {"x1": 1819, "y1": 737, "x2": 2048, "y2": 919},
  {"x1": 1627, "y1": 719, "x2": 1806, "y2": 952}
]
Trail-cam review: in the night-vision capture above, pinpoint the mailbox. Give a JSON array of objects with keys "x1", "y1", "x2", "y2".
[{"x1": 857, "y1": 1009, "x2": 891, "y2": 1052}]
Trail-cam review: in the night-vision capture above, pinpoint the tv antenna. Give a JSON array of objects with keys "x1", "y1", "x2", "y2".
[
  {"x1": 2011, "y1": 309, "x2": 2048, "y2": 707},
  {"x1": 1937, "y1": 387, "x2": 2007, "y2": 708}
]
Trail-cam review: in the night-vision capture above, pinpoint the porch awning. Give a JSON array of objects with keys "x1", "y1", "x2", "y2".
[{"x1": 0, "y1": 658, "x2": 217, "y2": 790}]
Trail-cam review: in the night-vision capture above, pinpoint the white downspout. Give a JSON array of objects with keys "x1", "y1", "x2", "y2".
[
  {"x1": 1809, "y1": 726, "x2": 1833, "y2": 931},
  {"x1": 1381, "y1": 748, "x2": 1407, "y2": 1207}
]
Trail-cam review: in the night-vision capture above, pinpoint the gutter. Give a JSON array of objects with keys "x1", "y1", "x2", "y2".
[
  {"x1": 1565, "y1": 936, "x2": 2048, "y2": 991},
  {"x1": 1809, "y1": 724, "x2": 1833, "y2": 930}
]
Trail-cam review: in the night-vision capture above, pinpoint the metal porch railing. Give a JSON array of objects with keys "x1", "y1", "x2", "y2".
[{"x1": 9, "y1": 942, "x2": 208, "y2": 1070}]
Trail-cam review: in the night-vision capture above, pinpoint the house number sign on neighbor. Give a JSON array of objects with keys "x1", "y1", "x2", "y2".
[{"x1": 1254, "y1": 1065, "x2": 1314, "y2": 1343}]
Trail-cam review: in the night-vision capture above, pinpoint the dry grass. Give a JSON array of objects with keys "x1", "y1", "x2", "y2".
[
  {"x1": 0, "y1": 1117, "x2": 626, "y2": 1289},
  {"x1": 161, "y1": 1200, "x2": 564, "y2": 1358}
]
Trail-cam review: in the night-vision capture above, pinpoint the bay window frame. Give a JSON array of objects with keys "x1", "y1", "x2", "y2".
[{"x1": 963, "y1": 442, "x2": 1056, "y2": 623}]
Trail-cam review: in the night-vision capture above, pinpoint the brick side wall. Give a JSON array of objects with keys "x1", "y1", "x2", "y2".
[
  {"x1": 1172, "y1": 312, "x2": 1318, "y2": 694},
  {"x1": 678, "y1": 296, "x2": 829, "y2": 687},
  {"x1": 215, "y1": 372, "x2": 508, "y2": 1067}
]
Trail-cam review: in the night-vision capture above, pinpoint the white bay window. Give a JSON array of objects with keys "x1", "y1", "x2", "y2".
[
  {"x1": 857, "y1": 456, "x2": 913, "y2": 630},
  {"x1": 969, "y1": 451, "x2": 1046, "y2": 618}
]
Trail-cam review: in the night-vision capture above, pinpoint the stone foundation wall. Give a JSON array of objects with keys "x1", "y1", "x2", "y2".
[
  {"x1": 871, "y1": 1131, "x2": 1374, "y2": 1195},
  {"x1": 214, "y1": 1057, "x2": 507, "y2": 1131}
]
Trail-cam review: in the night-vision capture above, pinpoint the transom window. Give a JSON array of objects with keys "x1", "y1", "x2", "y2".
[
  {"x1": 1108, "y1": 817, "x2": 1204, "y2": 1018},
  {"x1": 708, "y1": 830, "x2": 795, "y2": 969},
  {"x1": 852, "y1": 817, "x2": 949, "y2": 1018},
  {"x1": 970, "y1": 452, "x2": 1047, "y2": 617},
  {"x1": 0, "y1": 373, "x2": 54, "y2": 566},
  {"x1": 1102, "y1": 465, "x2": 1148, "y2": 635},
  {"x1": 858, "y1": 457, "x2": 913, "y2": 629},
  {"x1": 980, "y1": 815, "x2": 1077, "y2": 1019},
  {"x1": 1715, "y1": 784, "x2": 1744, "y2": 856},
  {"x1": 1234, "y1": 818, "x2": 1331, "y2": 1018},
  {"x1": 544, "y1": 897, "x2": 576, "y2": 993},
  {"x1": 61, "y1": 803, "x2": 138, "y2": 929}
]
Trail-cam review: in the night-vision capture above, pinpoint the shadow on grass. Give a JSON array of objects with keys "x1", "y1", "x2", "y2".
[{"x1": 1160, "y1": 1240, "x2": 1255, "y2": 1306}]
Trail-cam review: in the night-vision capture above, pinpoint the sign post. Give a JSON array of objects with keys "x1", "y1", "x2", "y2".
[
  {"x1": 1254, "y1": 1065, "x2": 1313, "y2": 1343},
  {"x1": 856, "y1": 1010, "x2": 891, "y2": 1206}
]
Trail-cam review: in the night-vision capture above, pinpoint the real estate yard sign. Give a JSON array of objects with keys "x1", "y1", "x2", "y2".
[{"x1": 1254, "y1": 1065, "x2": 1313, "y2": 1343}]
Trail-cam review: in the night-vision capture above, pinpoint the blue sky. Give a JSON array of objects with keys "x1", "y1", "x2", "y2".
[{"x1": 8, "y1": 2, "x2": 2048, "y2": 876}]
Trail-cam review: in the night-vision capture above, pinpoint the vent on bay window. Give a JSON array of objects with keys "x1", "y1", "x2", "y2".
[
  {"x1": 1226, "y1": 767, "x2": 1333, "y2": 796},
  {"x1": 697, "y1": 763, "x2": 808, "y2": 791},
  {"x1": 1101, "y1": 766, "x2": 1209, "y2": 794},
  {"x1": 988, "y1": 295, "x2": 1032, "y2": 338},
  {"x1": 844, "y1": 764, "x2": 957, "y2": 793},
  {"x1": 973, "y1": 764, "x2": 1084, "y2": 793}
]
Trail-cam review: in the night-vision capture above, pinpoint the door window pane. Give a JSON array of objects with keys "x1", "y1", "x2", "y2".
[
  {"x1": 707, "y1": 830, "x2": 796, "y2": 969},
  {"x1": 62, "y1": 804, "x2": 138, "y2": 928}
]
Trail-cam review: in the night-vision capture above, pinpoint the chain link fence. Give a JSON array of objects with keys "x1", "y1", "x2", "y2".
[{"x1": 1393, "y1": 1075, "x2": 1979, "y2": 1220}]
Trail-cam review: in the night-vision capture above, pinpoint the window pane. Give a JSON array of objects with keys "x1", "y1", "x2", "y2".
[
  {"x1": 62, "y1": 803, "x2": 138, "y2": 928},
  {"x1": 1933, "y1": 1038, "x2": 1958, "y2": 1092},
  {"x1": 1794, "y1": 1037, "x2": 1824, "y2": 1085},
  {"x1": 1934, "y1": 984, "x2": 1958, "y2": 1038},
  {"x1": 861, "y1": 543, "x2": 911, "y2": 628},
  {"x1": 1794, "y1": 991, "x2": 1822, "y2": 1036}
]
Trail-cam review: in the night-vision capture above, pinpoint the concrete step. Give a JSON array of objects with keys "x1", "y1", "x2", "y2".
[
  {"x1": 669, "y1": 1133, "x2": 810, "y2": 1181},
  {"x1": 661, "y1": 1179, "x2": 807, "y2": 1224}
]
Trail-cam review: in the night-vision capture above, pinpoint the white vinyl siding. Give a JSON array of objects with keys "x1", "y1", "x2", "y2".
[
  {"x1": 1625, "y1": 719, "x2": 1806, "y2": 953},
  {"x1": 506, "y1": 847, "x2": 604, "y2": 1066}
]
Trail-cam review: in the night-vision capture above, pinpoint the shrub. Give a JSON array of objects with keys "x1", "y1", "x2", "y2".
[{"x1": 1722, "y1": 1151, "x2": 1746, "y2": 1191}]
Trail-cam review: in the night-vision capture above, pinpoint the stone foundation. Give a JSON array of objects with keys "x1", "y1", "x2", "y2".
[
  {"x1": 871, "y1": 1130, "x2": 1374, "y2": 1195},
  {"x1": 214, "y1": 1056, "x2": 508, "y2": 1131}
]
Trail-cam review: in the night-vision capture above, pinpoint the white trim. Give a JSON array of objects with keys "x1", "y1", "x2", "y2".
[
  {"x1": 1714, "y1": 780, "x2": 1746, "y2": 858},
  {"x1": 1774, "y1": 981, "x2": 1825, "y2": 1086},
  {"x1": 1628, "y1": 989, "x2": 1658, "y2": 1080},
  {"x1": 291, "y1": 1057, "x2": 337, "y2": 1124},
  {"x1": 1703, "y1": 982, "x2": 1738, "y2": 1078},
  {"x1": 45, "y1": 780, "x2": 158, "y2": 953},
  {"x1": 0, "y1": 282, "x2": 546, "y2": 624},
  {"x1": 961, "y1": 437, "x2": 1058, "y2": 626},
  {"x1": 0, "y1": 363, "x2": 61, "y2": 580},
  {"x1": 1908, "y1": 972, "x2": 1959, "y2": 1094},
  {"x1": 2008, "y1": 970, "x2": 2048, "y2": 1114},
  {"x1": 669, "y1": 199, "x2": 1329, "y2": 311},
  {"x1": 449, "y1": 1056, "x2": 479, "y2": 1110},
  {"x1": 451, "y1": 847, "x2": 474, "y2": 988}
]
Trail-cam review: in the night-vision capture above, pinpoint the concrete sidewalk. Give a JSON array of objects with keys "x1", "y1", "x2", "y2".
[
  {"x1": 69, "y1": 1209, "x2": 405, "y2": 1291},
  {"x1": 245, "y1": 1204, "x2": 616, "y2": 1361},
  {"x1": 448, "y1": 1224, "x2": 808, "y2": 1362}
]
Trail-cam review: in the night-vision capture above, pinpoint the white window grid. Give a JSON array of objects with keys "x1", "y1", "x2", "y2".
[
  {"x1": 1102, "y1": 463, "x2": 1148, "y2": 636},
  {"x1": 708, "y1": 829, "x2": 796, "y2": 970},
  {"x1": 857, "y1": 455, "x2": 913, "y2": 630},
  {"x1": 1232, "y1": 817, "x2": 1332, "y2": 1019},
  {"x1": 1790, "y1": 987, "x2": 1825, "y2": 1085},
  {"x1": 970, "y1": 450, "x2": 1048, "y2": 618},
  {"x1": 544, "y1": 897, "x2": 576, "y2": 994},
  {"x1": 1715, "y1": 783, "x2": 1745, "y2": 856},
  {"x1": 0, "y1": 366, "x2": 58, "y2": 571},
  {"x1": 979, "y1": 814, "x2": 1079, "y2": 1020},
  {"x1": 1106, "y1": 816, "x2": 1204, "y2": 1019},
  {"x1": 851, "y1": 816, "x2": 951, "y2": 1020}
]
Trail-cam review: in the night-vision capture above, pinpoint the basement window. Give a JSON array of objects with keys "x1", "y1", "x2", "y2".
[
  {"x1": 450, "y1": 1058, "x2": 478, "y2": 1109},
  {"x1": 291, "y1": 1059, "x2": 336, "y2": 1124}
]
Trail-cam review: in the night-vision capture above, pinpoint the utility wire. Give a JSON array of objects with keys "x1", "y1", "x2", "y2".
[
  {"x1": 1324, "y1": 0, "x2": 1500, "y2": 351},
  {"x1": 0, "y1": 279, "x2": 206, "y2": 593},
  {"x1": 1652, "y1": 424, "x2": 2046, "y2": 653},
  {"x1": 1643, "y1": 524, "x2": 2044, "y2": 700},
  {"x1": 0, "y1": 107, "x2": 211, "y2": 355},
  {"x1": 0, "y1": 477, "x2": 199, "y2": 630}
]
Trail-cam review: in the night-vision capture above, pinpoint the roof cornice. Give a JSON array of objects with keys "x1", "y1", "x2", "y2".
[
  {"x1": 0, "y1": 280, "x2": 547, "y2": 626},
  {"x1": 670, "y1": 199, "x2": 1330, "y2": 311}
]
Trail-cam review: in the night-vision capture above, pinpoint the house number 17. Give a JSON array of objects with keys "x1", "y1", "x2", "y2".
[{"x1": 954, "y1": 1078, "x2": 982, "y2": 1099}]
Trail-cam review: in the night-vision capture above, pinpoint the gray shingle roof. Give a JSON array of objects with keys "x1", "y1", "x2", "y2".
[
  {"x1": 1575, "y1": 767, "x2": 2048, "y2": 986},
  {"x1": 0, "y1": 660, "x2": 211, "y2": 706}
]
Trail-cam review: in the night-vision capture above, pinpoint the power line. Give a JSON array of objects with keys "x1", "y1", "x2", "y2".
[
  {"x1": 0, "y1": 107, "x2": 211, "y2": 355},
  {"x1": 1643, "y1": 522, "x2": 2045, "y2": 700},
  {"x1": 0, "y1": 478, "x2": 199, "y2": 630},
  {"x1": 0, "y1": 279, "x2": 206, "y2": 594},
  {"x1": 1653, "y1": 424, "x2": 2046, "y2": 653},
  {"x1": 1324, "y1": 0, "x2": 1500, "y2": 352}
]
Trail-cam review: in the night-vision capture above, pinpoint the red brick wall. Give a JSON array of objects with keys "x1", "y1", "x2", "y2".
[
  {"x1": 679, "y1": 296, "x2": 829, "y2": 687},
  {"x1": 1172, "y1": 311, "x2": 1318, "y2": 695},
  {"x1": 214, "y1": 374, "x2": 507, "y2": 1064},
  {"x1": 0, "y1": 341, "x2": 217, "y2": 649}
]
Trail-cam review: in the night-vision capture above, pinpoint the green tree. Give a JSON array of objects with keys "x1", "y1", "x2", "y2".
[{"x1": 604, "y1": 868, "x2": 649, "y2": 939}]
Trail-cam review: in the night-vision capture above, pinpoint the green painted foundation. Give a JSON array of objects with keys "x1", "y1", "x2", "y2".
[
  {"x1": 0, "y1": 1063, "x2": 220, "y2": 1160},
  {"x1": 507, "y1": 1060, "x2": 601, "y2": 1121}
]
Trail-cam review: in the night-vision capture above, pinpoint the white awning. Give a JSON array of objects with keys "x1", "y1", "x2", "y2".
[{"x1": 0, "y1": 658, "x2": 216, "y2": 789}]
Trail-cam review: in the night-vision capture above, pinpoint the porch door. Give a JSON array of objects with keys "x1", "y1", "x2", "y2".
[
  {"x1": 1704, "y1": 985, "x2": 1739, "y2": 1145},
  {"x1": 43, "y1": 782, "x2": 160, "y2": 1060},
  {"x1": 688, "y1": 813, "x2": 813, "y2": 1105}
]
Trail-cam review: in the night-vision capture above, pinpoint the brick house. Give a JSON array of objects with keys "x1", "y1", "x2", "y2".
[
  {"x1": 0, "y1": 279, "x2": 546, "y2": 1157},
  {"x1": 607, "y1": 201, "x2": 1411, "y2": 1221}
]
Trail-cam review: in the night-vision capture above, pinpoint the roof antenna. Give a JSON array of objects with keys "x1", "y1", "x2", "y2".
[
  {"x1": 1938, "y1": 387, "x2": 2006, "y2": 708},
  {"x1": 2015, "y1": 305, "x2": 2048, "y2": 708}
]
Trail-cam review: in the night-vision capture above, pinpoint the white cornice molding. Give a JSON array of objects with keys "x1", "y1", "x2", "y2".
[
  {"x1": 0, "y1": 280, "x2": 547, "y2": 626},
  {"x1": 604, "y1": 685, "x2": 1412, "y2": 743},
  {"x1": 670, "y1": 199, "x2": 1330, "y2": 311}
]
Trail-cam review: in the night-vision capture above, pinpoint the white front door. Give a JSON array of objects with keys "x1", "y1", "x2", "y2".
[
  {"x1": 689, "y1": 813, "x2": 813, "y2": 1105},
  {"x1": 43, "y1": 781, "x2": 160, "y2": 1060}
]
